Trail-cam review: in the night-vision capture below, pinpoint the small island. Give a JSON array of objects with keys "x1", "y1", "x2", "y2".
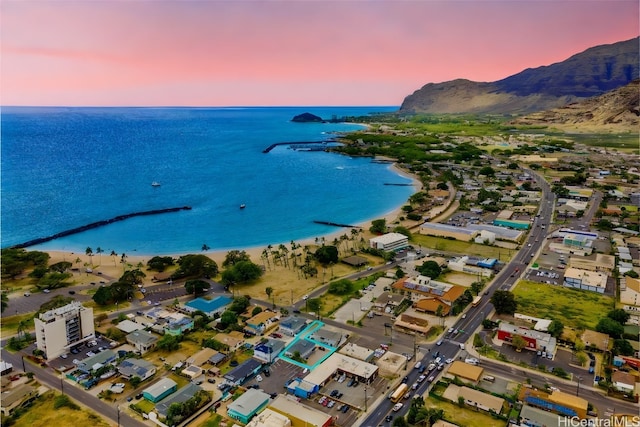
[{"x1": 291, "y1": 112, "x2": 325, "y2": 123}]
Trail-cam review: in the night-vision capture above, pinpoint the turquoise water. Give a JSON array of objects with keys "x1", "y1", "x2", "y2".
[{"x1": 1, "y1": 106, "x2": 414, "y2": 255}]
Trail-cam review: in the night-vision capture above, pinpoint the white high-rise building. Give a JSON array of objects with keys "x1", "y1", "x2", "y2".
[{"x1": 35, "y1": 301, "x2": 95, "y2": 359}]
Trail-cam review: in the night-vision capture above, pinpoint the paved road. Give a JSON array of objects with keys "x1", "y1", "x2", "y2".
[{"x1": 0, "y1": 347, "x2": 147, "y2": 427}]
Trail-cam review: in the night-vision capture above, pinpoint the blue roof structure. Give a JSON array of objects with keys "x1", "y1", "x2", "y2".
[{"x1": 185, "y1": 296, "x2": 232, "y2": 316}]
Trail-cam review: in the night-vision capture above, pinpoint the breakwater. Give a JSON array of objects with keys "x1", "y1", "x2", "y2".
[
  {"x1": 11, "y1": 206, "x2": 192, "y2": 249},
  {"x1": 313, "y1": 220, "x2": 361, "y2": 229},
  {"x1": 262, "y1": 140, "x2": 337, "y2": 153}
]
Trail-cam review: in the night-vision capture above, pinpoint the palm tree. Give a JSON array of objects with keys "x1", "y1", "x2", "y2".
[
  {"x1": 110, "y1": 250, "x2": 117, "y2": 267},
  {"x1": 85, "y1": 247, "x2": 93, "y2": 266},
  {"x1": 201, "y1": 243, "x2": 210, "y2": 251},
  {"x1": 265, "y1": 287, "x2": 274, "y2": 308},
  {"x1": 96, "y1": 247, "x2": 104, "y2": 265},
  {"x1": 261, "y1": 249, "x2": 271, "y2": 270},
  {"x1": 120, "y1": 253, "x2": 128, "y2": 272}
]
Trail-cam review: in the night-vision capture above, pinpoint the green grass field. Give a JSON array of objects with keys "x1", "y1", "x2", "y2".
[
  {"x1": 513, "y1": 280, "x2": 614, "y2": 330},
  {"x1": 424, "y1": 395, "x2": 506, "y2": 427},
  {"x1": 9, "y1": 391, "x2": 111, "y2": 427},
  {"x1": 412, "y1": 235, "x2": 514, "y2": 261}
]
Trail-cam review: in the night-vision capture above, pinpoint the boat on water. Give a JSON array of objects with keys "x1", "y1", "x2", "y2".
[
  {"x1": 240, "y1": 204, "x2": 246, "y2": 209},
  {"x1": 151, "y1": 181, "x2": 161, "y2": 187}
]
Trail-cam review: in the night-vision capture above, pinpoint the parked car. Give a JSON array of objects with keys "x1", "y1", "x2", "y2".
[{"x1": 256, "y1": 375, "x2": 263, "y2": 382}]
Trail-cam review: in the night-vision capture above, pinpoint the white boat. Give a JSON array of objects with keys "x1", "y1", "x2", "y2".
[
  {"x1": 240, "y1": 204, "x2": 246, "y2": 209},
  {"x1": 151, "y1": 181, "x2": 161, "y2": 187}
]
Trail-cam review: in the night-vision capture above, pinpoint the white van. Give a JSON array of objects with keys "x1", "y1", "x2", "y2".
[
  {"x1": 459, "y1": 343, "x2": 465, "y2": 350},
  {"x1": 414, "y1": 362, "x2": 422, "y2": 370}
]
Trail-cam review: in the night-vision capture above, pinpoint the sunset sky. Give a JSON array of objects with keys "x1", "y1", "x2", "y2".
[{"x1": 2, "y1": 1, "x2": 638, "y2": 107}]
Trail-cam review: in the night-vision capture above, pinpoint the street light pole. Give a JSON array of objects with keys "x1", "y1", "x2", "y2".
[
  {"x1": 576, "y1": 376, "x2": 582, "y2": 396},
  {"x1": 117, "y1": 405, "x2": 120, "y2": 427},
  {"x1": 364, "y1": 384, "x2": 368, "y2": 412},
  {"x1": 60, "y1": 374, "x2": 64, "y2": 396}
]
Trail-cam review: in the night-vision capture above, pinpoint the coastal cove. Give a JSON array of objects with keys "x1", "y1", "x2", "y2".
[{"x1": 1, "y1": 106, "x2": 416, "y2": 255}]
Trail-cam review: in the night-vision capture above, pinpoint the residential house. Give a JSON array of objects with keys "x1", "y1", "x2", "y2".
[
  {"x1": 227, "y1": 388, "x2": 271, "y2": 424},
  {"x1": 223, "y1": 358, "x2": 262, "y2": 386},
  {"x1": 126, "y1": 330, "x2": 159, "y2": 355},
  {"x1": 155, "y1": 383, "x2": 202, "y2": 417},
  {"x1": 253, "y1": 339, "x2": 286, "y2": 364},
  {"x1": 214, "y1": 331, "x2": 245, "y2": 352},
  {"x1": 244, "y1": 310, "x2": 279, "y2": 336},
  {"x1": 0, "y1": 384, "x2": 38, "y2": 416},
  {"x1": 611, "y1": 371, "x2": 636, "y2": 394},
  {"x1": 142, "y1": 378, "x2": 177, "y2": 403},
  {"x1": 393, "y1": 275, "x2": 465, "y2": 316},
  {"x1": 279, "y1": 316, "x2": 307, "y2": 337},
  {"x1": 118, "y1": 358, "x2": 157, "y2": 381}
]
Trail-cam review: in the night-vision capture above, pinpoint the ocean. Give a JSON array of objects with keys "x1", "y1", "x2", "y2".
[{"x1": 1, "y1": 106, "x2": 415, "y2": 255}]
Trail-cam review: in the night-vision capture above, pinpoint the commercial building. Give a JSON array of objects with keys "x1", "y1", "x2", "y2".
[
  {"x1": 304, "y1": 353, "x2": 378, "y2": 388},
  {"x1": 269, "y1": 395, "x2": 332, "y2": 427},
  {"x1": 184, "y1": 295, "x2": 232, "y2": 317},
  {"x1": 611, "y1": 371, "x2": 636, "y2": 394},
  {"x1": 34, "y1": 301, "x2": 95, "y2": 360},
  {"x1": 126, "y1": 330, "x2": 159, "y2": 355},
  {"x1": 419, "y1": 222, "x2": 478, "y2": 241},
  {"x1": 519, "y1": 388, "x2": 588, "y2": 419},
  {"x1": 497, "y1": 323, "x2": 557, "y2": 357},
  {"x1": 142, "y1": 378, "x2": 177, "y2": 403},
  {"x1": 369, "y1": 233, "x2": 409, "y2": 252},
  {"x1": 245, "y1": 408, "x2": 292, "y2": 427},
  {"x1": 308, "y1": 327, "x2": 342, "y2": 348},
  {"x1": 283, "y1": 339, "x2": 315, "y2": 361},
  {"x1": 563, "y1": 267, "x2": 608, "y2": 293},
  {"x1": 338, "y1": 343, "x2": 375, "y2": 363},
  {"x1": 620, "y1": 277, "x2": 640, "y2": 325},
  {"x1": 227, "y1": 388, "x2": 271, "y2": 424},
  {"x1": 446, "y1": 361, "x2": 484, "y2": 383},
  {"x1": 567, "y1": 253, "x2": 615, "y2": 273},
  {"x1": 492, "y1": 218, "x2": 530, "y2": 230}
]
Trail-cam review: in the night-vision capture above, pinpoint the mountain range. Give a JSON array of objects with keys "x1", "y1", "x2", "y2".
[{"x1": 399, "y1": 37, "x2": 640, "y2": 116}]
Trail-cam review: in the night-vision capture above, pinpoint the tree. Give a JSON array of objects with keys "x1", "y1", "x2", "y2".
[
  {"x1": 157, "y1": 334, "x2": 181, "y2": 351},
  {"x1": 417, "y1": 260, "x2": 441, "y2": 279},
  {"x1": 146, "y1": 256, "x2": 174, "y2": 272},
  {"x1": 328, "y1": 279, "x2": 354, "y2": 295},
  {"x1": 173, "y1": 254, "x2": 219, "y2": 279},
  {"x1": 219, "y1": 311, "x2": 238, "y2": 328},
  {"x1": 48, "y1": 261, "x2": 72, "y2": 273},
  {"x1": 490, "y1": 290, "x2": 517, "y2": 315},
  {"x1": 314, "y1": 245, "x2": 339, "y2": 265},
  {"x1": 548, "y1": 320, "x2": 564, "y2": 338},
  {"x1": 222, "y1": 250, "x2": 251, "y2": 267},
  {"x1": 595, "y1": 317, "x2": 624, "y2": 338},
  {"x1": 479, "y1": 166, "x2": 495, "y2": 177},
  {"x1": 512, "y1": 335, "x2": 527, "y2": 352},
  {"x1": 369, "y1": 218, "x2": 387, "y2": 234},
  {"x1": 251, "y1": 306, "x2": 262, "y2": 316},
  {"x1": 185, "y1": 279, "x2": 210, "y2": 295},
  {"x1": 607, "y1": 309, "x2": 630, "y2": 325},
  {"x1": 265, "y1": 287, "x2": 273, "y2": 300},
  {"x1": 307, "y1": 298, "x2": 322, "y2": 313},
  {"x1": 612, "y1": 339, "x2": 634, "y2": 356}
]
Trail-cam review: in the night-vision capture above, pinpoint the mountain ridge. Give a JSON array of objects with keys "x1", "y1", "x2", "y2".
[{"x1": 400, "y1": 37, "x2": 640, "y2": 115}]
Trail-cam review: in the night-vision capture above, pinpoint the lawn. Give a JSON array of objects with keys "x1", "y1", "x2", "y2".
[
  {"x1": 512, "y1": 281, "x2": 614, "y2": 330},
  {"x1": 9, "y1": 391, "x2": 110, "y2": 427},
  {"x1": 424, "y1": 395, "x2": 506, "y2": 427},
  {"x1": 411, "y1": 235, "x2": 513, "y2": 262}
]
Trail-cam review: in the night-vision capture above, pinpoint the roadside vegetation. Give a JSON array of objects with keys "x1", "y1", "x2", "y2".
[{"x1": 512, "y1": 280, "x2": 613, "y2": 330}]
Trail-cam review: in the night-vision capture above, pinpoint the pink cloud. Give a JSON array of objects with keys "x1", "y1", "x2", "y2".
[{"x1": 2, "y1": 1, "x2": 637, "y2": 106}]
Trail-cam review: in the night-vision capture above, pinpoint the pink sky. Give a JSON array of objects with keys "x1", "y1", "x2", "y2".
[{"x1": 2, "y1": 1, "x2": 638, "y2": 107}]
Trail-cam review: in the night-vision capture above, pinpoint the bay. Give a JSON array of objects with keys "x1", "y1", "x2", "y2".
[{"x1": 1, "y1": 106, "x2": 415, "y2": 255}]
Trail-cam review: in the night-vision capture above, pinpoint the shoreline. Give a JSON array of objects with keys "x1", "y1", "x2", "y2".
[{"x1": 40, "y1": 158, "x2": 422, "y2": 273}]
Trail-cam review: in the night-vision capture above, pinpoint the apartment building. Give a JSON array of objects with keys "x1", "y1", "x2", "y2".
[{"x1": 34, "y1": 301, "x2": 95, "y2": 360}]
